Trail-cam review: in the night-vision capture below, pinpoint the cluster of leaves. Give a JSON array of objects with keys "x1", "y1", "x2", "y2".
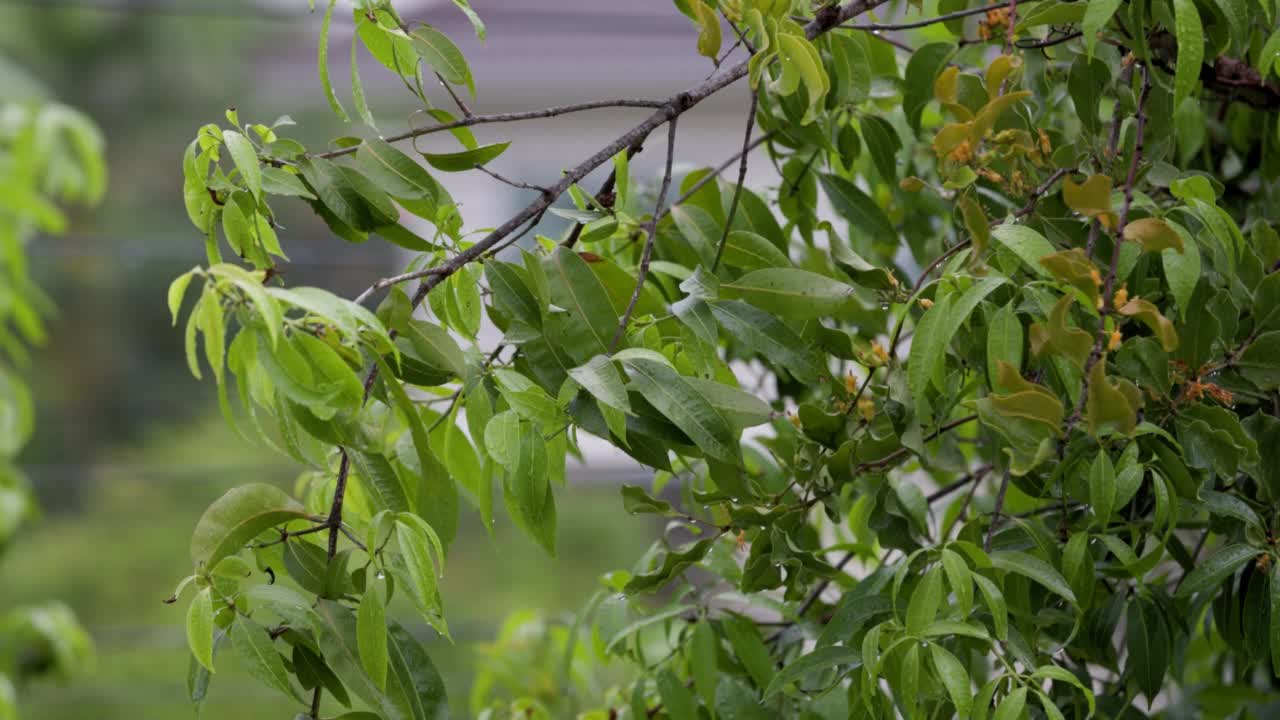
[
  {"x1": 0, "y1": 74, "x2": 101, "y2": 718},
  {"x1": 168, "y1": 0, "x2": 1280, "y2": 718}
]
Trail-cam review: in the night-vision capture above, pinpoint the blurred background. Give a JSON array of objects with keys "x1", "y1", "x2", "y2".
[{"x1": 0, "y1": 0, "x2": 765, "y2": 717}]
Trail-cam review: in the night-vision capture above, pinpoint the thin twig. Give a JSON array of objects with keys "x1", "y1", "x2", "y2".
[
  {"x1": 984, "y1": 470, "x2": 1012, "y2": 552},
  {"x1": 1005, "y1": 0, "x2": 1019, "y2": 53},
  {"x1": 353, "y1": 265, "x2": 452, "y2": 306},
  {"x1": 660, "y1": 131, "x2": 776, "y2": 221},
  {"x1": 855, "y1": 414, "x2": 979, "y2": 473},
  {"x1": 927, "y1": 465, "x2": 993, "y2": 504},
  {"x1": 711, "y1": 90, "x2": 759, "y2": 271},
  {"x1": 309, "y1": 687, "x2": 323, "y2": 720},
  {"x1": 1085, "y1": 73, "x2": 1129, "y2": 259},
  {"x1": 315, "y1": 98, "x2": 667, "y2": 159},
  {"x1": 840, "y1": 1, "x2": 1039, "y2": 31},
  {"x1": 1016, "y1": 30, "x2": 1082, "y2": 49},
  {"x1": 1012, "y1": 167, "x2": 1070, "y2": 218},
  {"x1": 609, "y1": 118, "x2": 679, "y2": 353},
  {"x1": 436, "y1": 72, "x2": 473, "y2": 117},
  {"x1": 474, "y1": 164, "x2": 552, "y2": 195}
]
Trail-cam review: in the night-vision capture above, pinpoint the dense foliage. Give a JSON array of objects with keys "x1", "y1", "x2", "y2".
[
  {"x1": 169, "y1": 0, "x2": 1280, "y2": 717},
  {"x1": 0, "y1": 72, "x2": 101, "y2": 718}
]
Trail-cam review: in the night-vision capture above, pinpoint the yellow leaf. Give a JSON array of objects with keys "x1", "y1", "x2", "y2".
[
  {"x1": 1123, "y1": 217, "x2": 1185, "y2": 253},
  {"x1": 934, "y1": 66, "x2": 960, "y2": 104},
  {"x1": 1063, "y1": 174, "x2": 1117, "y2": 226},
  {"x1": 692, "y1": 0, "x2": 723, "y2": 60},
  {"x1": 985, "y1": 55, "x2": 1022, "y2": 92},
  {"x1": 1116, "y1": 298, "x2": 1179, "y2": 351},
  {"x1": 1039, "y1": 248, "x2": 1101, "y2": 306}
]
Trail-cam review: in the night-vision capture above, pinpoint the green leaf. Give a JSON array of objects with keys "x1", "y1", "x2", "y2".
[
  {"x1": 721, "y1": 230, "x2": 792, "y2": 271},
  {"x1": 723, "y1": 614, "x2": 774, "y2": 689},
  {"x1": 421, "y1": 141, "x2": 510, "y2": 173},
  {"x1": 449, "y1": 0, "x2": 485, "y2": 40},
  {"x1": 411, "y1": 26, "x2": 474, "y2": 95},
  {"x1": 907, "y1": 292, "x2": 955, "y2": 403},
  {"x1": 313, "y1": 600, "x2": 402, "y2": 720},
  {"x1": 973, "y1": 573, "x2": 1008, "y2": 640},
  {"x1": 169, "y1": 269, "x2": 198, "y2": 326},
  {"x1": 819, "y1": 174, "x2": 895, "y2": 245},
  {"x1": 1201, "y1": 490, "x2": 1264, "y2": 534},
  {"x1": 357, "y1": 139, "x2": 440, "y2": 200},
  {"x1": 385, "y1": 620, "x2": 449, "y2": 720},
  {"x1": 991, "y1": 224, "x2": 1057, "y2": 279},
  {"x1": 906, "y1": 567, "x2": 943, "y2": 635},
  {"x1": 1240, "y1": 332, "x2": 1280, "y2": 390},
  {"x1": 222, "y1": 130, "x2": 261, "y2": 199},
  {"x1": 1125, "y1": 597, "x2": 1170, "y2": 700},
  {"x1": 208, "y1": 263, "x2": 283, "y2": 348},
  {"x1": 394, "y1": 514, "x2": 447, "y2": 636},
  {"x1": 763, "y1": 645, "x2": 862, "y2": 697},
  {"x1": 486, "y1": 412, "x2": 557, "y2": 556},
  {"x1": 709, "y1": 300, "x2": 822, "y2": 383},
  {"x1": 621, "y1": 357, "x2": 738, "y2": 463},
  {"x1": 1030, "y1": 664, "x2": 1096, "y2": 716},
  {"x1": 930, "y1": 643, "x2": 972, "y2": 718},
  {"x1": 569, "y1": 355, "x2": 631, "y2": 414},
  {"x1": 993, "y1": 687, "x2": 1028, "y2": 720},
  {"x1": 186, "y1": 587, "x2": 215, "y2": 673},
  {"x1": 715, "y1": 676, "x2": 769, "y2": 720},
  {"x1": 941, "y1": 548, "x2": 973, "y2": 615},
  {"x1": 1176, "y1": 543, "x2": 1257, "y2": 599},
  {"x1": 1172, "y1": 0, "x2": 1204, "y2": 110},
  {"x1": 620, "y1": 485, "x2": 676, "y2": 516},
  {"x1": 545, "y1": 247, "x2": 620, "y2": 359},
  {"x1": 358, "y1": 575, "x2": 388, "y2": 690},
  {"x1": 990, "y1": 550, "x2": 1077, "y2": 605},
  {"x1": 906, "y1": 272, "x2": 1003, "y2": 399},
  {"x1": 904, "y1": 43, "x2": 954, "y2": 133},
  {"x1": 1162, "y1": 220, "x2": 1200, "y2": 320},
  {"x1": 831, "y1": 243, "x2": 898, "y2": 290},
  {"x1": 1082, "y1": 0, "x2": 1123, "y2": 57},
  {"x1": 319, "y1": 0, "x2": 348, "y2": 121},
  {"x1": 656, "y1": 668, "x2": 697, "y2": 720},
  {"x1": 690, "y1": 621, "x2": 719, "y2": 708},
  {"x1": 1271, "y1": 562, "x2": 1280, "y2": 678},
  {"x1": 1089, "y1": 452, "x2": 1117, "y2": 528},
  {"x1": 350, "y1": 450, "x2": 413, "y2": 514},
  {"x1": 351, "y1": 36, "x2": 375, "y2": 128},
  {"x1": 720, "y1": 268, "x2": 856, "y2": 320},
  {"x1": 189, "y1": 483, "x2": 309, "y2": 569},
  {"x1": 987, "y1": 303, "x2": 1024, "y2": 390},
  {"x1": 230, "y1": 618, "x2": 299, "y2": 701}
]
